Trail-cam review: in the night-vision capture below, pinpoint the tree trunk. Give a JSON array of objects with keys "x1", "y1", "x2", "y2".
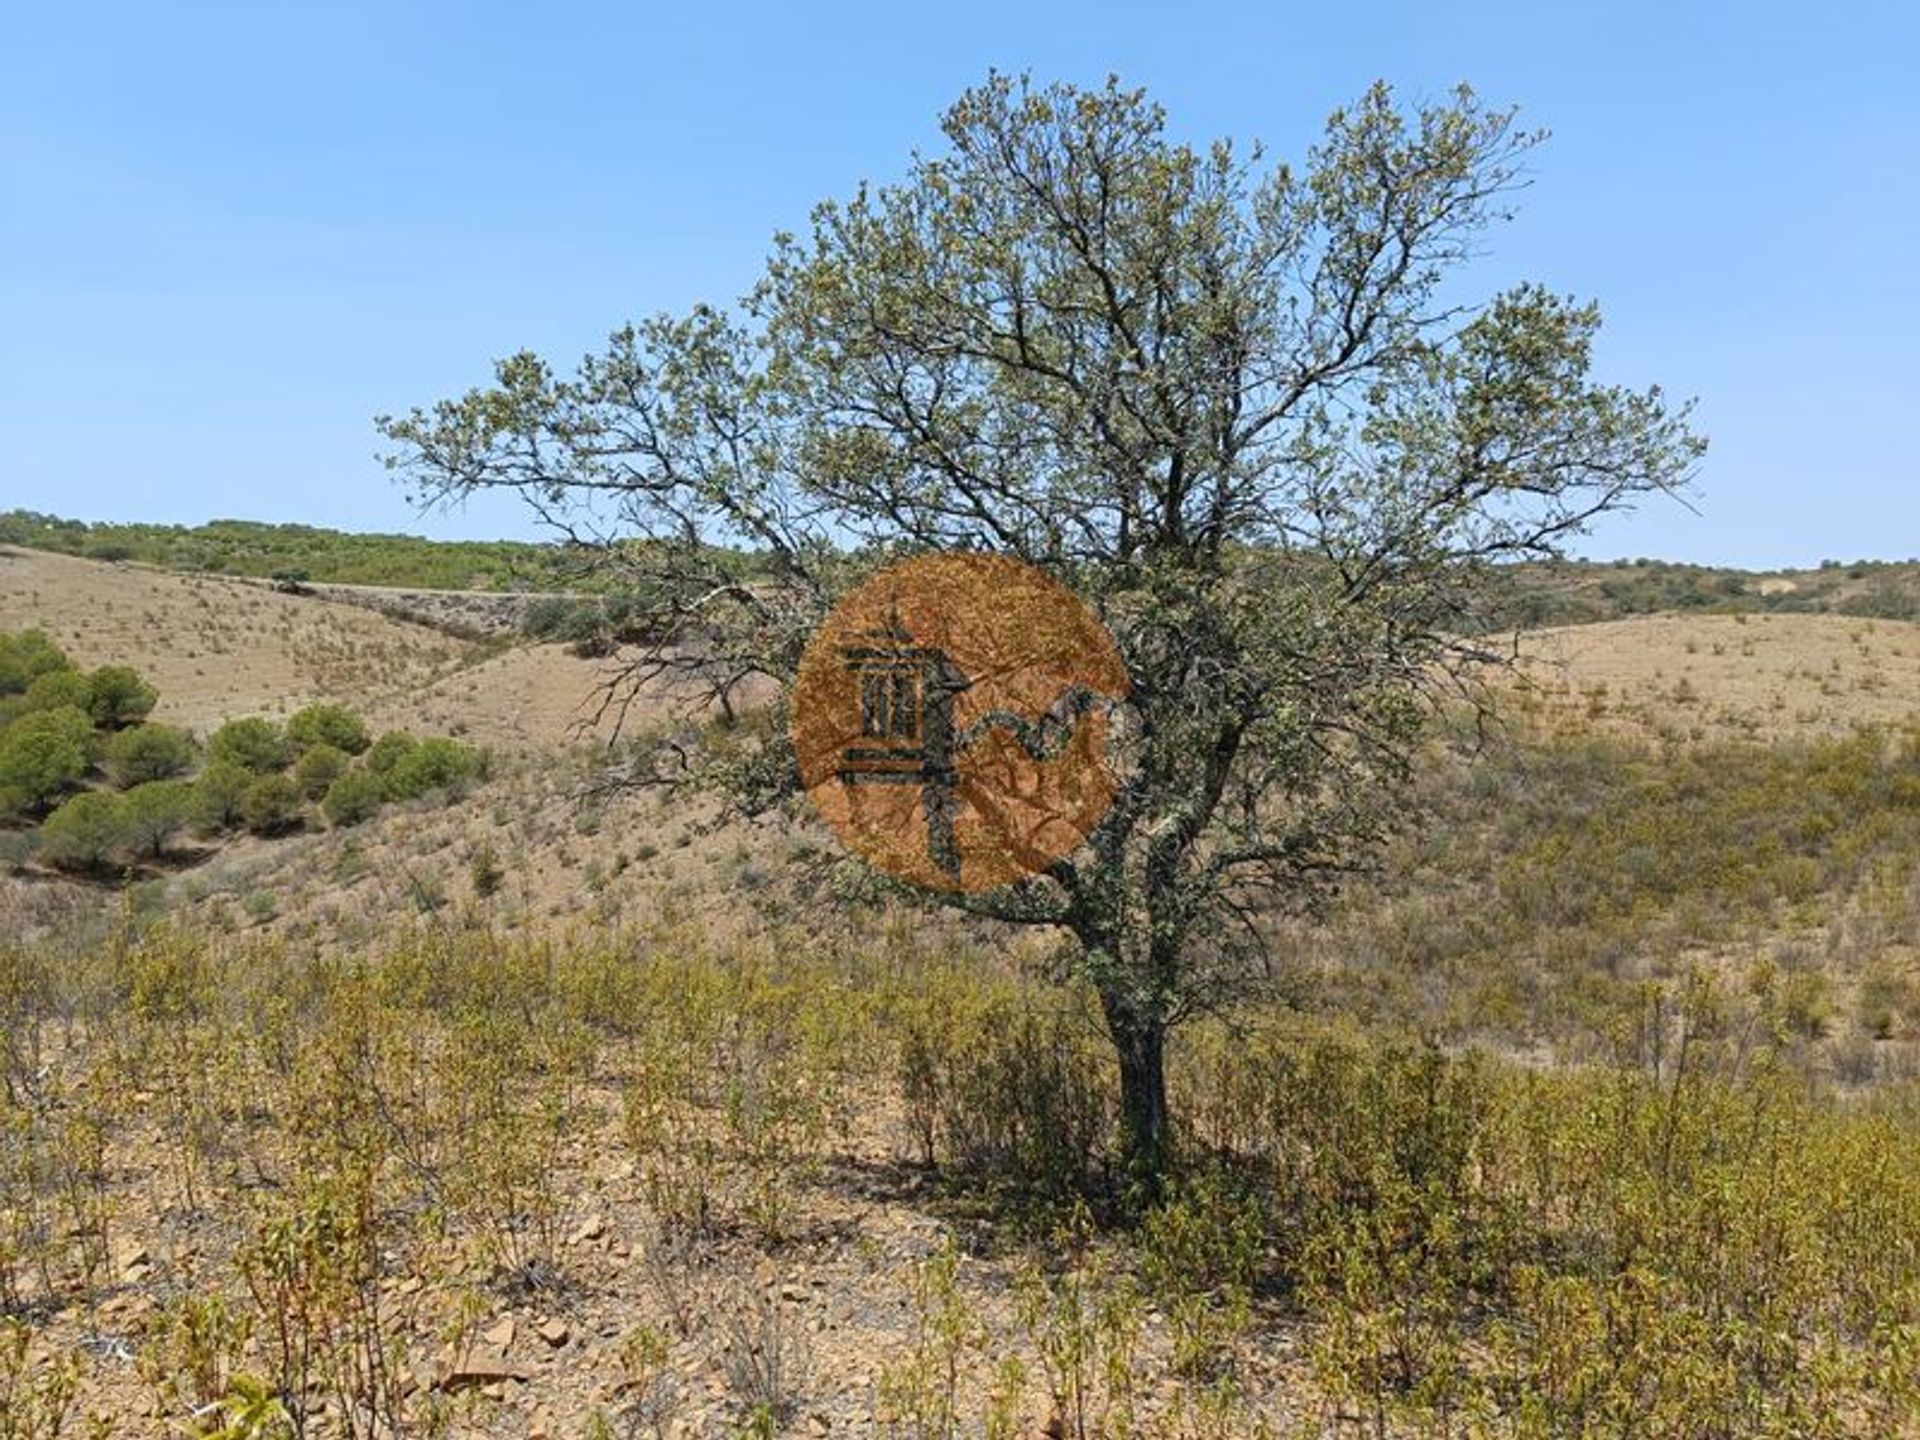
[{"x1": 1106, "y1": 1002, "x2": 1170, "y2": 1193}]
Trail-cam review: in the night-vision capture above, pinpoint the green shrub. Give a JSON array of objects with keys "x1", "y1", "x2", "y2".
[
  {"x1": 321, "y1": 769, "x2": 384, "y2": 828},
  {"x1": 38, "y1": 790, "x2": 125, "y2": 869},
  {"x1": 899, "y1": 986, "x2": 1112, "y2": 1203},
  {"x1": 292, "y1": 743, "x2": 350, "y2": 800},
  {"x1": 385, "y1": 737, "x2": 480, "y2": 799},
  {"x1": 239, "y1": 774, "x2": 303, "y2": 835},
  {"x1": 285, "y1": 703, "x2": 370, "y2": 756},
  {"x1": 361, "y1": 730, "x2": 417, "y2": 778},
  {"x1": 208, "y1": 717, "x2": 290, "y2": 774},
  {"x1": 0, "y1": 628, "x2": 72, "y2": 695},
  {"x1": 0, "y1": 705, "x2": 92, "y2": 815},
  {"x1": 85, "y1": 664, "x2": 157, "y2": 729},
  {"x1": 119, "y1": 779, "x2": 194, "y2": 858},
  {"x1": 191, "y1": 761, "x2": 252, "y2": 833},
  {"x1": 20, "y1": 668, "x2": 91, "y2": 715},
  {"x1": 519, "y1": 594, "x2": 667, "y2": 655},
  {"x1": 103, "y1": 723, "x2": 197, "y2": 787}
]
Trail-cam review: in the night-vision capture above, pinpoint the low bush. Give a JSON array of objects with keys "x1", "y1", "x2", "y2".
[
  {"x1": 37, "y1": 790, "x2": 125, "y2": 870},
  {"x1": 321, "y1": 768, "x2": 384, "y2": 828},
  {"x1": 292, "y1": 742, "x2": 349, "y2": 800},
  {"x1": 103, "y1": 723, "x2": 198, "y2": 788},
  {"x1": 285, "y1": 703, "x2": 370, "y2": 756},
  {"x1": 0, "y1": 923, "x2": 1915, "y2": 1432},
  {"x1": 239, "y1": 774, "x2": 302, "y2": 835},
  {"x1": 207, "y1": 717, "x2": 289, "y2": 774}
]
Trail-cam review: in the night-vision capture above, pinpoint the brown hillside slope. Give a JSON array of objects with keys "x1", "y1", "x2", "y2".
[
  {"x1": 0, "y1": 545, "x2": 631, "y2": 750},
  {"x1": 1516, "y1": 610, "x2": 1920, "y2": 741}
]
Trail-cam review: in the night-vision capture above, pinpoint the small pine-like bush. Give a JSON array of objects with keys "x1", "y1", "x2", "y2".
[
  {"x1": 239, "y1": 774, "x2": 303, "y2": 835},
  {"x1": 103, "y1": 723, "x2": 198, "y2": 788},
  {"x1": 191, "y1": 761, "x2": 252, "y2": 833},
  {"x1": 385, "y1": 737, "x2": 480, "y2": 799},
  {"x1": 321, "y1": 768, "x2": 384, "y2": 828},
  {"x1": 20, "y1": 668, "x2": 91, "y2": 715},
  {"x1": 285, "y1": 703, "x2": 370, "y2": 757},
  {"x1": 0, "y1": 628, "x2": 72, "y2": 695},
  {"x1": 119, "y1": 779, "x2": 194, "y2": 858},
  {"x1": 362, "y1": 730, "x2": 417, "y2": 779},
  {"x1": 38, "y1": 789, "x2": 126, "y2": 869},
  {"x1": 0, "y1": 705, "x2": 92, "y2": 816},
  {"x1": 208, "y1": 717, "x2": 291, "y2": 774},
  {"x1": 85, "y1": 664, "x2": 158, "y2": 729},
  {"x1": 292, "y1": 743, "x2": 350, "y2": 800}
]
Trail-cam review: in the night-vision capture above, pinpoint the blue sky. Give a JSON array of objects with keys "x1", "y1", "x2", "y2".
[{"x1": 3, "y1": 2, "x2": 1915, "y2": 567}]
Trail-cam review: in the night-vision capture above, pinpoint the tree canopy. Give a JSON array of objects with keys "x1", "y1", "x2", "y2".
[
  {"x1": 0, "y1": 705, "x2": 92, "y2": 817},
  {"x1": 380, "y1": 75, "x2": 1703, "y2": 1177}
]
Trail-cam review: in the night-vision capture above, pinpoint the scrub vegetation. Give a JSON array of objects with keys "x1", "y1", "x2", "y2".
[{"x1": 0, "y1": 628, "x2": 486, "y2": 879}]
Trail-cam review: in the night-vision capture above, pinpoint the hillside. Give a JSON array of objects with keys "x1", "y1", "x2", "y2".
[
  {"x1": 0, "y1": 545, "x2": 628, "y2": 750},
  {"x1": 10, "y1": 541, "x2": 1920, "y2": 1435},
  {"x1": 13, "y1": 539, "x2": 1920, "y2": 1050},
  {"x1": 15, "y1": 507, "x2": 1920, "y2": 629},
  {"x1": 1516, "y1": 610, "x2": 1920, "y2": 740},
  {"x1": 13, "y1": 539, "x2": 1920, "y2": 973},
  {"x1": 0, "y1": 510, "x2": 584, "y2": 591},
  {"x1": 1485, "y1": 555, "x2": 1920, "y2": 626}
]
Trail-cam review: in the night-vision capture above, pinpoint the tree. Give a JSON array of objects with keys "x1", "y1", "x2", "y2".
[
  {"x1": 120, "y1": 779, "x2": 194, "y2": 858},
  {"x1": 286, "y1": 704, "x2": 371, "y2": 756},
  {"x1": 103, "y1": 723, "x2": 198, "y2": 788},
  {"x1": 0, "y1": 706, "x2": 92, "y2": 816},
  {"x1": 192, "y1": 761, "x2": 253, "y2": 833},
  {"x1": 85, "y1": 665, "x2": 157, "y2": 729},
  {"x1": 381, "y1": 76, "x2": 1702, "y2": 1180},
  {"x1": 293, "y1": 742, "x2": 350, "y2": 799},
  {"x1": 0, "y1": 674, "x2": 89, "y2": 731},
  {"x1": 240, "y1": 774, "x2": 303, "y2": 835},
  {"x1": 39, "y1": 791, "x2": 126, "y2": 871},
  {"x1": 209, "y1": 717, "x2": 290, "y2": 774},
  {"x1": 21, "y1": 668, "x2": 91, "y2": 716},
  {"x1": 0, "y1": 629, "x2": 72, "y2": 696},
  {"x1": 362, "y1": 731, "x2": 417, "y2": 780},
  {"x1": 321, "y1": 768, "x2": 385, "y2": 827},
  {"x1": 385, "y1": 737, "x2": 480, "y2": 799}
]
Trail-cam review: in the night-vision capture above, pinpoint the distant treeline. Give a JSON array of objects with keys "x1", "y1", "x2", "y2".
[
  {"x1": 0, "y1": 510, "x2": 587, "y2": 592},
  {"x1": 9, "y1": 509, "x2": 1920, "y2": 629},
  {"x1": 1478, "y1": 555, "x2": 1920, "y2": 629}
]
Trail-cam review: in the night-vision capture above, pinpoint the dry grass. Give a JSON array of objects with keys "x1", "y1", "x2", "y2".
[
  {"x1": 0, "y1": 547, "x2": 640, "y2": 754},
  {"x1": 1515, "y1": 611, "x2": 1920, "y2": 741},
  {"x1": 11, "y1": 546, "x2": 1920, "y2": 1434}
]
